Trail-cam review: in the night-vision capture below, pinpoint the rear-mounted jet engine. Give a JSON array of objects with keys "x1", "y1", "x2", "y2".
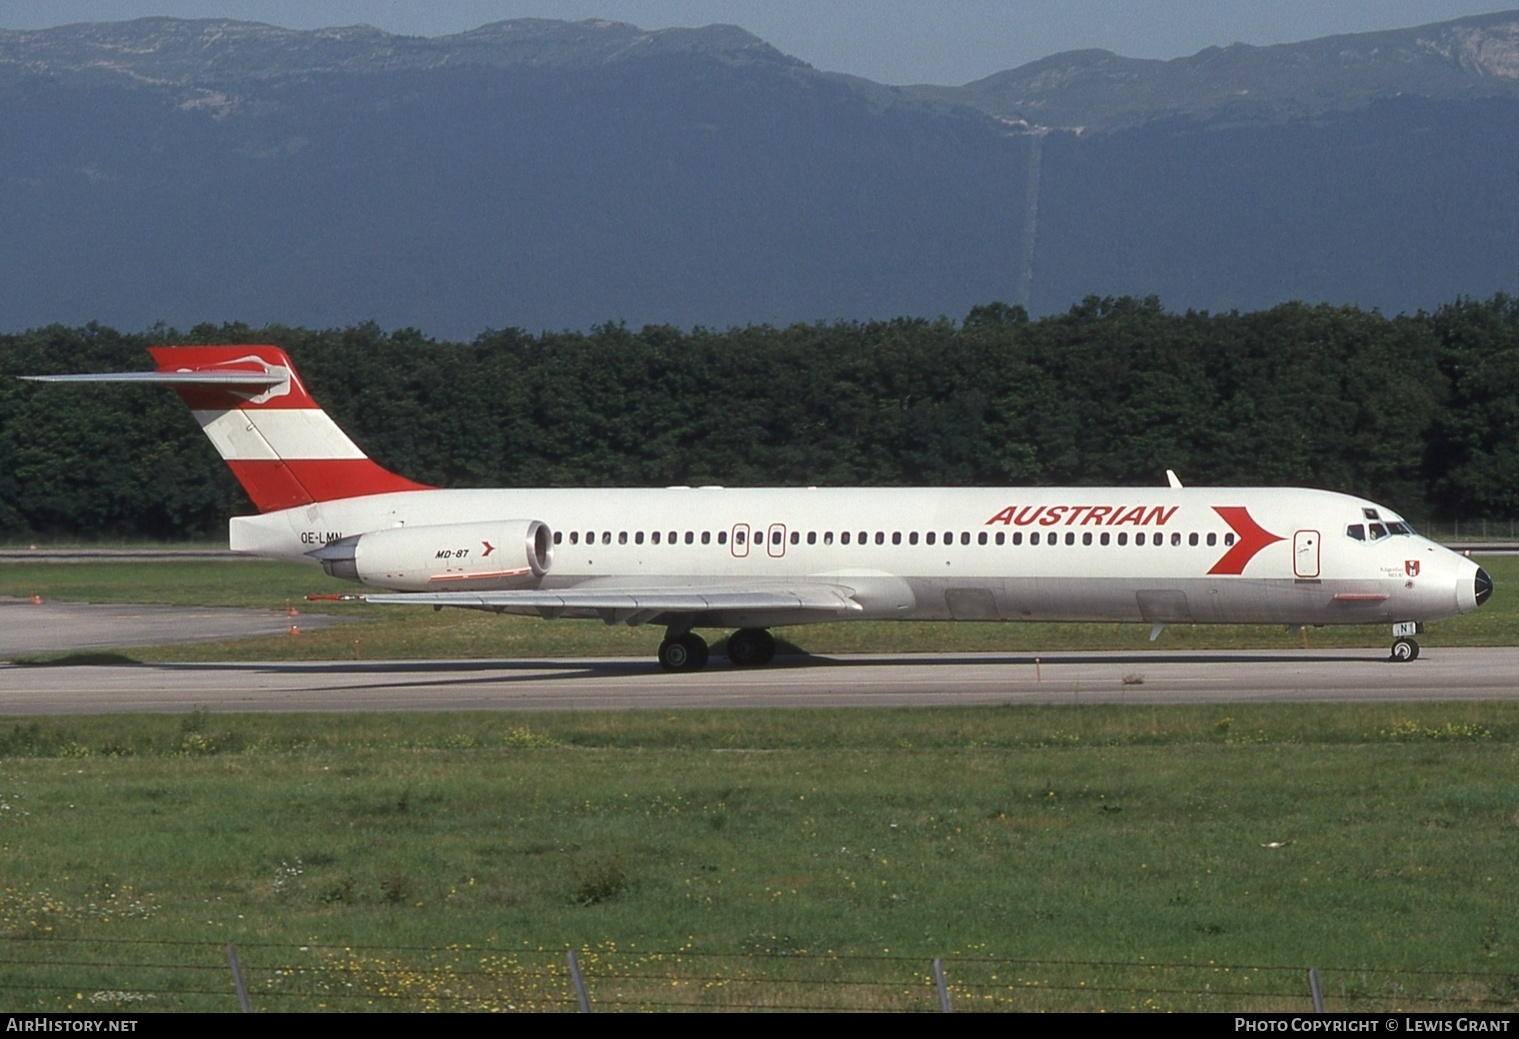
[{"x1": 309, "y1": 519, "x2": 552, "y2": 592}]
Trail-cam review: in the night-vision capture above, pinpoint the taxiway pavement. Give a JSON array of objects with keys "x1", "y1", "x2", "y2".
[
  {"x1": 0, "y1": 597, "x2": 347, "y2": 657},
  {"x1": 1, "y1": 647, "x2": 1515, "y2": 714}
]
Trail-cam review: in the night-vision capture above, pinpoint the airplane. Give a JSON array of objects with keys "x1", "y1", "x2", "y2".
[{"x1": 26, "y1": 345, "x2": 1493, "y2": 670}]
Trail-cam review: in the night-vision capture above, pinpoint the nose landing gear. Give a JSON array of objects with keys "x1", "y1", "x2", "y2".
[{"x1": 1389, "y1": 621, "x2": 1421, "y2": 662}]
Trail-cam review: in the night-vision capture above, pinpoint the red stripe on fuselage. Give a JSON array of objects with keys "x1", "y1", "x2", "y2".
[{"x1": 1207, "y1": 506, "x2": 1285, "y2": 575}]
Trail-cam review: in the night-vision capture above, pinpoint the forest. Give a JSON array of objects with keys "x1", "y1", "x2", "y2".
[{"x1": 1, "y1": 294, "x2": 1515, "y2": 539}]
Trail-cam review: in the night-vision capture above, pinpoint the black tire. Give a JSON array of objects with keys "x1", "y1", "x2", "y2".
[
  {"x1": 1390, "y1": 637, "x2": 1420, "y2": 662},
  {"x1": 659, "y1": 633, "x2": 709, "y2": 672},
  {"x1": 727, "y1": 628, "x2": 776, "y2": 667}
]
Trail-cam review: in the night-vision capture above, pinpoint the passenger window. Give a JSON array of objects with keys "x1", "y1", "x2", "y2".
[
  {"x1": 702, "y1": 531, "x2": 711, "y2": 545},
  {"x1": 1099, "y1": 532, "x2": 1109, "y2": 546},
  {"x1": 978, "y1": 532, "x2": 988, "y2": 545},
  {"x1": 874, "y1": 531, "x2": 884, "y2": 545},
  {"x1": 1136, "y1": 533, "x2": 1146, "y2": 546},
  {"x1": 1083, "y1": 532, "x2": 1093, "y2": 546},
  {"x1": 995, "y1": 532, "x2": 1005, "y2": 546},
  {"x1": 736, "y1": 530, "x2": 746, "y2": 545},
  {"x1": 823, "y1": 531, "x2": 833, "y2": 545},
  {"x1": 553, "y1": 531, "x2": 563, "y2": 545},
  {"x1": 619, "y1": 531, "x2": 628, "y2": 545},
  {"x1": 635, "y1": 531, "x2": 644, "y2": 545},
  {"x1": 892, "y1": 532, "x2": 901, "y2": 545},
  {"x1": 1065, "y1": 532, "x2": 1075, "y2": 545},
  {"x1": 960, "y1": 532, "x2": 970, "y2": 545},
  {"x1": 1206, "y1": 532, "x2": 1216, "y2": 546},
  {"x1": 859, "y1": 531, "x2": 868, "y2": 544},
  {"x1": 841, "y1": 532, "x2": 851, "y2": 545},
  {"x1": 808, "y1": 531, "x2": 817, "y2": 545},
  {"x1": 569, "y1": 531, "x2": 579, "y2": 545},
  {"x1": 718, "y1": 531, "x2": 727, "y2": 545},
  {"x1": 686, "y1": 531, "x2": 695, "y2": 544},
  {"x1": 1170, "y1": 532, "x2": 1181, "y2": 547},
  {"x1": 1031, "y1": 532, "x2": 1041, "y2": 546},
  {"x1": 668, "y1": 531, "x2": 677, "y2": 544},
  {"x1": 926, "y1": 532, "x2": 936, "y2": 545},
  {"x1": 944, "y1": 531, "x2": 952, "y2": 545},
  {"x1": 1224, "y1": 533, "x2": 1235, "y2": 546},
  {"x1": 1188, "y1": 533, "x2": 1198, "y2": 546},
  {"x1": 789, "y1": 530, "x2": 799, "y2": 545},
  {"x1": 1118, "y1": 532, "x2": 1127, "y2": 546},
  {"x1": 908, "y1": 532, "x2": 918, "y2": 545},
  {"x1": 651, "y1": 531, "x2": 661, "y2": 545},
  {"x1": 1012, "y1": 532, "x2": 1023, "y2": 546},
  {"x1": 601, "y1": 532, "x2": 611, "y2": 545}
]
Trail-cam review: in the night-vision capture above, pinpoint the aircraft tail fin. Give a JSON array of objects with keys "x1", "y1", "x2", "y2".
[{"x1": 26, "y1": 345, "x2": 429, "y2": 512}]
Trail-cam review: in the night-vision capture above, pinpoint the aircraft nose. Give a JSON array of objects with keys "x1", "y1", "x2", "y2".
[{"x1": 1475, "y1": 566, "x2": 1493, "y2": 608}]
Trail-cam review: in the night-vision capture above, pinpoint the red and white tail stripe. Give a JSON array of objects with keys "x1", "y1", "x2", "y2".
[
  {"x1": 146, "y1": 346, "x2": 430, "y2": 511},
  {"x1": 28, "y1": 346, "x2": 429, "y2": 512}
]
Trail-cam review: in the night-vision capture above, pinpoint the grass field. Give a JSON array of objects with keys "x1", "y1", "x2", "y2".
[
  {"x1": 1, "y1": 553, "x2": 1515, "y2": 663},
  {"x1": 0, "y1": 705, "x2": 1516, "y2": 1012},
  {"x1": 1, "y1": 558, "x2": 1515, "y2": 1011}
]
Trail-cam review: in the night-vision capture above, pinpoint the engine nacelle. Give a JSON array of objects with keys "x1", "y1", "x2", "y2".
[{"x1": 309, "y1": 519, "x2": 553, "y2": 592}]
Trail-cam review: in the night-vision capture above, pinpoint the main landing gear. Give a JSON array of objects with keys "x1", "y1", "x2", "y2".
[
  {"x1": 657, "y1": 627, "x2": 779, "y2": 672},
  {"x1": 725, "y1": 628, "x2": 777, "y2": 668},
  {"x1": 658, "y1": 632, "x2": 710, "y2": 672}
]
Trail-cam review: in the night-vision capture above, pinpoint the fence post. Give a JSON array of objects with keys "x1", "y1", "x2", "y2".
[
  {"x1": 567, "y1": 949, "x2": 592, "y2": 1012},
  {"x1": 226, "y1": 943, "x2": 252, "y2": 1013},
  {"x1": 933, "y1": 956, "x2": 952, "y2": 1013},
  {"x1": 1307, "y1": 967, "x2": 1324, "y2": 1013}
]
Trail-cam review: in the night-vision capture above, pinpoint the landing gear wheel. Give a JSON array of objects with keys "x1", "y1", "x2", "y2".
[
  {"x1": 659, "y1": 633, "x2": 710, "y2": 672},
  {"x1": 727, "y1": 628, "x2": 777, "y2": 667},
  {"x1": 1390, "y1": 637, "x2": 1420, "y2": 662}
]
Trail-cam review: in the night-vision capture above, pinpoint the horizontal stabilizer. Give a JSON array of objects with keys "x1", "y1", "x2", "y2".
[{"x1": 22, "y1": 371, "x2": 283, "y2": 386}]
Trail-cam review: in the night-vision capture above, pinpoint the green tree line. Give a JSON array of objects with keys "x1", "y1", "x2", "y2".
[{"x1": 1, "y1": 294, "x2": 1516, "y2": 539}]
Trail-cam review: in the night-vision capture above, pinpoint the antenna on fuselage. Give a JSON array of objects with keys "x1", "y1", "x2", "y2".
[{"x1": 1165, "y1": 470, "x2": 1184, "y2": 490}]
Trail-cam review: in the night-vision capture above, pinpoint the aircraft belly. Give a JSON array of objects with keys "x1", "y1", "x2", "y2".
[{"x1": 896, "y1": 577, "x2": 1411, "y2": 626}]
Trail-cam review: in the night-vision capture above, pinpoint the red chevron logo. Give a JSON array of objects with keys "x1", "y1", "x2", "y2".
[{"x1": 1207, "y1": 506, "x2": 1285, "y2": 575}]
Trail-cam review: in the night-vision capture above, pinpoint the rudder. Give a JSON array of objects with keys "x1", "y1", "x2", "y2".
[
  {"x1": 27, "y1": 346, "x2": 429, "y2": 512},
  {"x1": 147, "y1": 346, "x2": 429, "y2": 511}
]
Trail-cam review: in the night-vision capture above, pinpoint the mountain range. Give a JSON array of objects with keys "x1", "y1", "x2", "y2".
[{"x1": 1, "y1": 12, "x2": 1516, "y2": 337}]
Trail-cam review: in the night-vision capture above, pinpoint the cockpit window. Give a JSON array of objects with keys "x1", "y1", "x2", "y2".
[
  {"x1": 1362, "y1": 508, "x2": 1381, "y2": 520},
  {"x1": 1388, "y1": 521, "x2": 1414, "y2": 536},
  {"x1": 1346, "y1": 524, "x2": 1365, "y2": 541},
  {"x1": 1368, "y1": 523, "x2": 1388, "y2": 540}
]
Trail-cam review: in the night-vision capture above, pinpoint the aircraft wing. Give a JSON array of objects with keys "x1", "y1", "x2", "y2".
[{"x1": 359, "y1": 582, "x2": 864, "y2": 626}]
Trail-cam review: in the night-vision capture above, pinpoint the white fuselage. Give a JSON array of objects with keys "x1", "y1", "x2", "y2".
[{"x1": 229, "y1": 485, "x2": 1484, "y2": 629}]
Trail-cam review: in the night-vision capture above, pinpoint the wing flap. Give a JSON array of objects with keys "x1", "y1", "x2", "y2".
[{"x1": 360, "y1": 583, "x2": 863, "y2": 618}]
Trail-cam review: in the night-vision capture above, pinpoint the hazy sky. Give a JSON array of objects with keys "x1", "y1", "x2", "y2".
[{"x1": 0, "y1": 1, "x2": 1511, "y2": 84}]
